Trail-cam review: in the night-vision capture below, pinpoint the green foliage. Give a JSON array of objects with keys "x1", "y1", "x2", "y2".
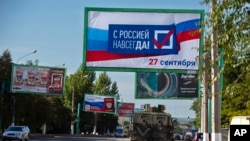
[
  {"x1": 0, "y1": 50, "x2": 12, "y2": 80},
  {"x1": 63, "y1": 67, "x2": 95, "y2": 109},
  {"x1": 197, "y1": 0, "x2": 250, "y2": 128},
  {"x1": 92, "y1": 72, "x2": 120, "y2": 134},
  {"x1": 190, "y1": 99, "x2": 201, "y2": 129},
  {"x1": 0, "y1": 49, "x2": 13, "y2": 129},
  {"x1": 94, "y1": 72, "x2": 112, "y2": 95}
]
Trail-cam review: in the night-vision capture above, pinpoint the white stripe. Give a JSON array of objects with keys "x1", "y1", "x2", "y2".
[
  {"x1": 88, "y1": 11, "x2": 200, "y2": 29},
  {"x1": 174, "y1": 13, "x2": 201, "y2": 24}
]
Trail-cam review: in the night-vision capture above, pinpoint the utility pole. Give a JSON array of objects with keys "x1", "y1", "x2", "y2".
[
  {"x1": 71, "y1": 87, "x2": 75, "y2": 135},
  {"x1": 202, "y1": 47, "x2": 209, "y2": 141},
  {"x1": 211, "y1": 0, "x2": 221, "y2": 141},
  {"x1": 12, "y1": 49, "x2": 37, "y2": 126}
]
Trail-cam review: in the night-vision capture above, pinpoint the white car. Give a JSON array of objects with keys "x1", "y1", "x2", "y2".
[{"x1": 2, "y1": 125, "x2": 30, "y2": 141}]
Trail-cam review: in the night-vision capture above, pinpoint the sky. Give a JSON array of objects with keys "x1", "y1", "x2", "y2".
[{"x1": 0, "y1": 0, "x2": 209, "y2": 118}]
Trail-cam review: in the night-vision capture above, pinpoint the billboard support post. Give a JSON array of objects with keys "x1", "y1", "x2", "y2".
[
  {"x1": 76, "y1": 103, "x2": 80, "y2": 134},
  {"x1": 11, "y1": 50, "x2": 37, "y2": 126},
  {"x1": 71, "y1": 87, "x2": 75, "y2": 135}
]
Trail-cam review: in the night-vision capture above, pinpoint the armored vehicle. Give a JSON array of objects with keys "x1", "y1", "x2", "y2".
[{"x1": 130, "y1": 104, "x2": 174, "y2": 141}]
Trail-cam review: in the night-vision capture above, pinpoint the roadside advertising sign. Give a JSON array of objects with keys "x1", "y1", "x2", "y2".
[
  {"x1": 10, "y1": 64, "x2": 66, "y2": 95},
  {"x1": 83, "y1": 7, "x2": 204, "y2": 72},
  {"x1": 84, "y1": 94, "x2": 117, "y2": 114},
  {"x1": 136, "y1": 71, "x2": 198, "y2": 99},
  {"x1": 118, "y1": 102, "x2": 135, "y2": 117}
]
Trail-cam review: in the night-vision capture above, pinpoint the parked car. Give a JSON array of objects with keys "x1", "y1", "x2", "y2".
[
  {"x1": 173, "y1": 133, "x2": 183, "y2": 140},
  {"x1": 2, "y1": 125, "x2": 30, "y2": 141},
  {"x1": 115, "y1": 126, "x2": 127, "y2": 137},
  {"x1": 184, "y1": 132, "x2": 193, "y2": 141},
  {"x1": 193, "y1": 132, "x2": 203, "y2": 141},
  {"x1": 184, "y1": 135, "x2": 192, "y2": 141}
]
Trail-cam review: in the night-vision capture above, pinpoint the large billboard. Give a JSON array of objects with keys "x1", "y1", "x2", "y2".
[
  {"x1": 136, "y1": 71, "x2": 198, "y2": 99},
  {"x1": 10, "y1": 64, "x2": 66, "y2": 95},
  {"x1": 83, "y1": 94, "x2": 117, "y2": 114},
  {"x1": 83, "y1": 7, "x2": 204, "y2": 72}
]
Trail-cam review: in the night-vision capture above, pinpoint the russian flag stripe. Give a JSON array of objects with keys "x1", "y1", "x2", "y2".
[
  {"x1": 175, "y1": 19, "x2": 200, "y2": 34},
  {"x1": 88, "y1": 28, "x2": 108, "y2": 41},
  {"x1": 86, "y1": 51, "x2": 157, "y2": 61},
  {"x1": 177, "y1": 29, "x2": 200, "y2": 43},
  {"x1": 87, "y1": 40, "x2": 107, "y2": 50}
]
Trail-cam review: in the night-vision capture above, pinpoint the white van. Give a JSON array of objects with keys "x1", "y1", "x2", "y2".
[
  {"x1": 228, "y1": 116, "x2": 250, "y2": 141},
  {"x1": 230, "y1": 116, "x2": 250, "y2": 125}
]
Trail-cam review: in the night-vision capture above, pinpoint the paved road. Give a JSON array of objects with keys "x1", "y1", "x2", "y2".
[{"x1": 30, "y1": 135, "x2": 130, "y2": 141}]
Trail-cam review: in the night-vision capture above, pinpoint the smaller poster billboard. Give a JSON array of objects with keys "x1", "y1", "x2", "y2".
[
  {"x1": 118, "y1": 102, "x2": 135, "y2": 117},
  {"x1": 10, "y1": 64, "x2": 66, "y2": 95},
  {"x1": 136, "y1": 71, "x2": 198, "y2": 99},
  {"x1": 84, "y1": 94, "x2": 117, "y2": 114}
]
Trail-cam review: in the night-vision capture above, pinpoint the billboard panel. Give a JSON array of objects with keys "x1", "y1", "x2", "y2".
[
  {"x1": 84, "y1": 94, "x2": 117, "y2": 114},
  {"x1": 83, "y1": 7, "x2": 204, "y2": 72},
  {"x1": 118, "y1": 102, "x2": 135, "y2": 117},
  {"x1": 136, "y1": 71, "x2": 198, "y2": 99},
  {"x1": 10, "y1": 64, "x2": 66, "y2": 95}
]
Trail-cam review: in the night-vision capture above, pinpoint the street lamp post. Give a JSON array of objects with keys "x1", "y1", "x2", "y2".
[
  {"x1": 71, "y1": 87, "x2": 75, "y2": 135},
  {"x1": 11, "y1": 49, "x2": 37, "y2": 126},
  {"x1": 54, "y1": 63, "x2": 65, "y2": 67},
  {"x1": 92, "y1": 86, "x2": 109, "y2": 135},
  {"x1": 16, "y1": 50, "x2": 37, "y2": 64},
  {"x1": 73, "y1": 75, "x2": 88, "y2": 134}
]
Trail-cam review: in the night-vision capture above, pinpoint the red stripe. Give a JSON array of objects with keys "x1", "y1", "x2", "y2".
[
  {"x1": 177, "y1": 29, "x2": 200, "y2": 51},
  {"x1": 177, "y1": 29, "x2": 200, "y2": 43},
  {"x1": 86, "y1": 51, "x2": 158, "y2": 62}
]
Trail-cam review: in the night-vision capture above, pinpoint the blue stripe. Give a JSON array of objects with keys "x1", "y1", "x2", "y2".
[
  {"x1": 85, "y1": 101, "x2": 104, "y2": 107},
  {"x1": 175, "y1": 19, "x2": 200, "y2": 34},
  {"x1": 88, "y1": 28, "x2": 108, "y2": 41},
  {"x1": 87, "y1": 40, "x2": 108, "y2": 50}
]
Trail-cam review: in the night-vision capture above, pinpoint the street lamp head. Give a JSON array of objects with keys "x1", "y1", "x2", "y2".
[
  {"x1": 32, "y1": 50, "x2": 37, "y2": 54},
  {"x1": 55, "y1": 63, "x2": 65, "y2": 67}
]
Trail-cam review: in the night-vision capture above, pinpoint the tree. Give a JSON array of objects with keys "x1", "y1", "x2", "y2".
[
  {"x1": 201, "y1": 0, "x2": 250, "y2": 128},
  {"x1": 93, "y1": 72, "x2": 112, "y2": 95},
  {"x1": 190, "y1": 99, "x2": 201, "y2": 129},
  {"x1": 63, "y1": 65, "x2": 96, "y2": 134},
  {"x1": 91, "y1": 72, "x2": 119, "y2": 135},
  {"x1": 0, "y1": 49, "x2": 13, "y2": 129}
]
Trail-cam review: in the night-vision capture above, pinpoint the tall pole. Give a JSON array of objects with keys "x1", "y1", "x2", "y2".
[
  {"x1": 202, "y1": 50, "x2": 209, "y2": 141},
  {"x1": 12, "y1": 49, "x2": 37, "y2": 126},
  {"x1": 76, "y1": 103, "x2": 80, "y2": 134},
  {"x1": 71, "y1": 87, "x2": 75, "y2": 135},
  {"x1": 16, "y1": 50, "x2": 37, "y2": 64},
  {"x1": 211, "y1": 0, "x2": 221, "y2": 141}
]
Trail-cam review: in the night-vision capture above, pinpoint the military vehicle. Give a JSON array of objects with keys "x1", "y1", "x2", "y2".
[{"x1": 130, "y1": 104, "x2": 174, "y2": 141}]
